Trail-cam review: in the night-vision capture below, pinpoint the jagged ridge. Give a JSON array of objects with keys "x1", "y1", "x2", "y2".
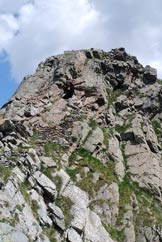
[{"x1": 0, "y1": 48, "x2": 162, "y2": 242}]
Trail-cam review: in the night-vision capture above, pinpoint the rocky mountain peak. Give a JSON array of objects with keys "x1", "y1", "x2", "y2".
[{"x1": 0, "y1": 48, "x2": 162, "y2": 242}]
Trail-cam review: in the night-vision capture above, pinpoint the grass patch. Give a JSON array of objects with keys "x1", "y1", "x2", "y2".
[
  {"x1": 66, "y1": 168, "x2": 78, "y2": 181},
  {"x1": 0, "y1": 217, "x2": 19, "y2": 227},
  {"x1": 16, "y1": 204, "x2": 24, "y2": 212},
  {"x1": 29, "y1": 129, "x2": 40, "y2": 146},
  {"x1": 41, "y1": 165, "x2": 55, "y2": 180},
  {"x1": 116, "y1": 174, "x2": 162, "y2": 239},
  {"x1": 55, "y1": 196, "x2": 73, "y2": 227},
  {"x1": 0, "y1": 163, "x2": 12, "y2": 183},
  {"x1": 44, "y1": 142, "x2": 68, "y2": 163},
  {"x1": 31, "y1": 200, "x2": 40, "y2": 220},
  {"x1": 126, "y1": 113, "x2": 135, "y2": 123},
  {"x1": 115, "y1": 123, "x2": 131, "y2": 134},
  {"x1": 69, "y1": 147, "x2": 117, "y2": 197},
  {"x1": 19, "y1": 180, "x2": 40, "y2": 219},
  {"x1": 19, "y1": 180, "x2": 31, "y2": 204},
  {"x1": 152, "y1": 119, "x2": 161, "y2": 137},
  {"x1": 107, "y1": 89, "x2": 123, "y2": 107},
  {"x1": 43, "y1": 228, "x2": 57, "y2": 242},
  {"x1": 105, "y1": 224, "x2": 125, "y2": 242},
  {"x1": 41, "y1": 165, "x2": 63, "y2": 194},
  {"x1": 52, "y1": 175, "x2": 63, "y2": 193},
  {"x1": 157, "y1": 79, "x2": 162, "y2": 85},
  {"x1": 120, "y1": 142, "x2": 127, "y2": 167},
  {"x1": 102, "y1": 127, "x2": 110, "y2": 148},
  {"x1": 89, "y1": 119, "x2": 98, "y2": 130}
]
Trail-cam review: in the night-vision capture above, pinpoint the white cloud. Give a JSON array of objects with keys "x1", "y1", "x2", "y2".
[
  {"x1": 1, "y1": 0, "x2": 162, "y2": 81},
  {"x1": 0, "y1": 14, "x2": 18, "y2": 51},
  {"x1": 0, "y1": 0, "x2": 106, "y2": 81},
  {"x1": 0, "y1": 0, "x2": 29, "y2": 13}
]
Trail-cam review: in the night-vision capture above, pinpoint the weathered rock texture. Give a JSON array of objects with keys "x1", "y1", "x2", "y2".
[{"x1": 0, "y1": 47, "x2": 162, "y2": 241}]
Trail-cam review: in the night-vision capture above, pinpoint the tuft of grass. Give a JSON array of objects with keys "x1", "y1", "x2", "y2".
[
  {"x1": 102, "y1": 127, "x2": 110, "y2": 148},
  {"x1": 41, "y1": 165, "x2": 63, "y2": 194},
  {"x1": 43, "y1": 228, "x2": 57, "y2": 242},
  {"x1": 16, "y1": 204, "x2": 24, "y2": 212},
  {"x1": 115, "y1": 123, "x2": 131, "y2": 134},
  {"x1": 19, "y1": 180, "x2": 31, "y2": 203},
  {"x1": 0, "y1": 163, "x2": 12, "y2": 183},
  {"x1": 29, "y1": 129, "x2": 40, "y2": 146},
  {"x1": 107, "y1": 89, "x2": 122, "y2": 107},
  {"x1": 152, "y1": 119, "x2": 161, "y2": 137},
  {"x1": 66, "y1": 168, "x2": 77, "y2": 181},
  {"x1": 44, "y1": 142, "x2": 68, "y2": 164},
  {"x1": 52, "y1": 175, "x2": 63, "y2": 193},
  {"x1": 105, "y1": 224, "x2": 125, "y2": 242},
  {"x1": 89, "y1": 119, "x2": 98, "y2": 130},
  {"x1": 41, "y1": 165, "x2": 54, "y2": 180},
  {"x1": 31, "y1": 200, "x2": 40, "y2": 220},
  {"x1": 126, "y1": 113, "x2": 135, "y2": 123},
  {"x1": 55, "y1": 196, "x2": 73, "y2": 227},
  {"x1": 120, "y1": 142, "x2": 127, "y2": 168},
  {"x1": 19, "y1": 180, "x2": 40, "y2": 220}
]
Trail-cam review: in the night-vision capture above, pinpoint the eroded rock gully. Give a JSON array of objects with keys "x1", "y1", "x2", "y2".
[{"x1": 0, "y1": 48, "x2": 162, "y2": 242}]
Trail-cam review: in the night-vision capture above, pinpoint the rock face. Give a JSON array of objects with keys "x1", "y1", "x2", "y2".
[
  {"x1": 0, "y1": 47, "x2": 162, "y2": 242},
  {"x1": 0, "y1": 223, "x2": 29, "y2": 242}
]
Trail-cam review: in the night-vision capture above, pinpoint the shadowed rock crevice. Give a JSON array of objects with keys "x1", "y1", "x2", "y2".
[{"x1": 62, "y1": 82, "x2": 75, "y2": 99}]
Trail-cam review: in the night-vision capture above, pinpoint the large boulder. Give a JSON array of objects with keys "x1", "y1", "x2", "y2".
[
  {"x1": 143, "y1": 65, "x2": 157, "y2": 84},
  {"x1": 33, "y1": 171, "x2": 57, "y2": 200}
]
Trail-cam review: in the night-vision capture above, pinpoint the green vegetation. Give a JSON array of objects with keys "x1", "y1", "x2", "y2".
[
  {"x1": 152, "y1": 119, "x2": 161, "y2": 137},
  {"x1": 105, "y1": 224, "x2": 125, "y2": 242},
  {"x1": 19, "y1": 180, "x2": 31, "y2": 204},
  {"x1": 41, "y1": 165, "x2": 54, "y2": 180},
  {"x1": 151, "y1": 119, "x2": 162, "y2": 147},
  {"x1": 157, "y1": 79, "x2": 162, "y2": 85},
  {"x1": 44, "y1": 142, "x2": 68, "y2": 164},
  {"x1": 16, "y1": 204, "x2": 24, "y2": 212},
  {"x1": 116, "y1": 142, "x2": 160, "y2": 239},
  {"x1": 115, "y1": 123, "x2": 131, "y2": 134},
  {"x1": 69, "y1": 147, "x2": 117, "y2": 197},
  {"x1": 114, "y1": 112, "x2": 135, "y2": 135},
  {"x1": 126, "y1": 113, "x2": 135, "y2": 123},
  {"x1": 102, "y1": 127, "x2": 110, "y2": 148},
  {"x1": 19, "y1": 179, "x2": 40, "y2": 220},
  {"x1": 0, "y1": 163, "x2": 12, "y2": 182},
  {"x1": 120, "y1": 142, "x2": 127, "y2": 167},
  {"x1": 19, "y1": 180, "x2": 39, "y2": 219},
  {"x1": 82, "y1": 118, "x2": 98, "y2": 144},
  {"x1": 29, "y1": 129, "x2": 40, "y2": 146},
  {"x1": 31, "y1": 200, "x2": 40, "y2": 220},
  {"x1": 107, "y1": 89, "x2": 122, "y2": 107},
  {"x1": 52, "y1": 175, "x2": 62, "y2": 193},
  {"x1": 43, "y1": 228, "x2": 57, "y2": 242},
  {"x1": 41, "y1": 165, "x2": 63, "y2": 194},
  {"x1": 55, "y1": 196, "x2": 73, "y2": 226},
  {"x1": 0, "y1": 217, "x2": 19, "y2": 227},
  {"x1": 89, "y1": 118, "x2": 98, "y2": 130},
  {"x1": 114, "y1": 172, "x2": 162, "y2": 241}
]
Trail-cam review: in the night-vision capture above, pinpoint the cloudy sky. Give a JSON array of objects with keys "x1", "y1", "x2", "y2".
[{"x1": 0, "y1": 0, "x2": 162, "y2": 107}]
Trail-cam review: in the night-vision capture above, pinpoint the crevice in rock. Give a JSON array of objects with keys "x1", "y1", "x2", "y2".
[{"x1": 62, "y1": 82, "x2": 75, "y2": 99}]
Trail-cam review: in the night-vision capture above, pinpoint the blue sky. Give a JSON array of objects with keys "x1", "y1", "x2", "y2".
[
  {"x1": 0, "y1": 52, "x2": 18, "y2": 107},
  {"x1": 1, "y1": 0, "x2": 162, "y2": 108}
]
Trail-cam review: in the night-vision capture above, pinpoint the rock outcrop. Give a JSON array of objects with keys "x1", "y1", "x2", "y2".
[{"x1": 0, "y1": 47, "x2": 162, "y2": 241}]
